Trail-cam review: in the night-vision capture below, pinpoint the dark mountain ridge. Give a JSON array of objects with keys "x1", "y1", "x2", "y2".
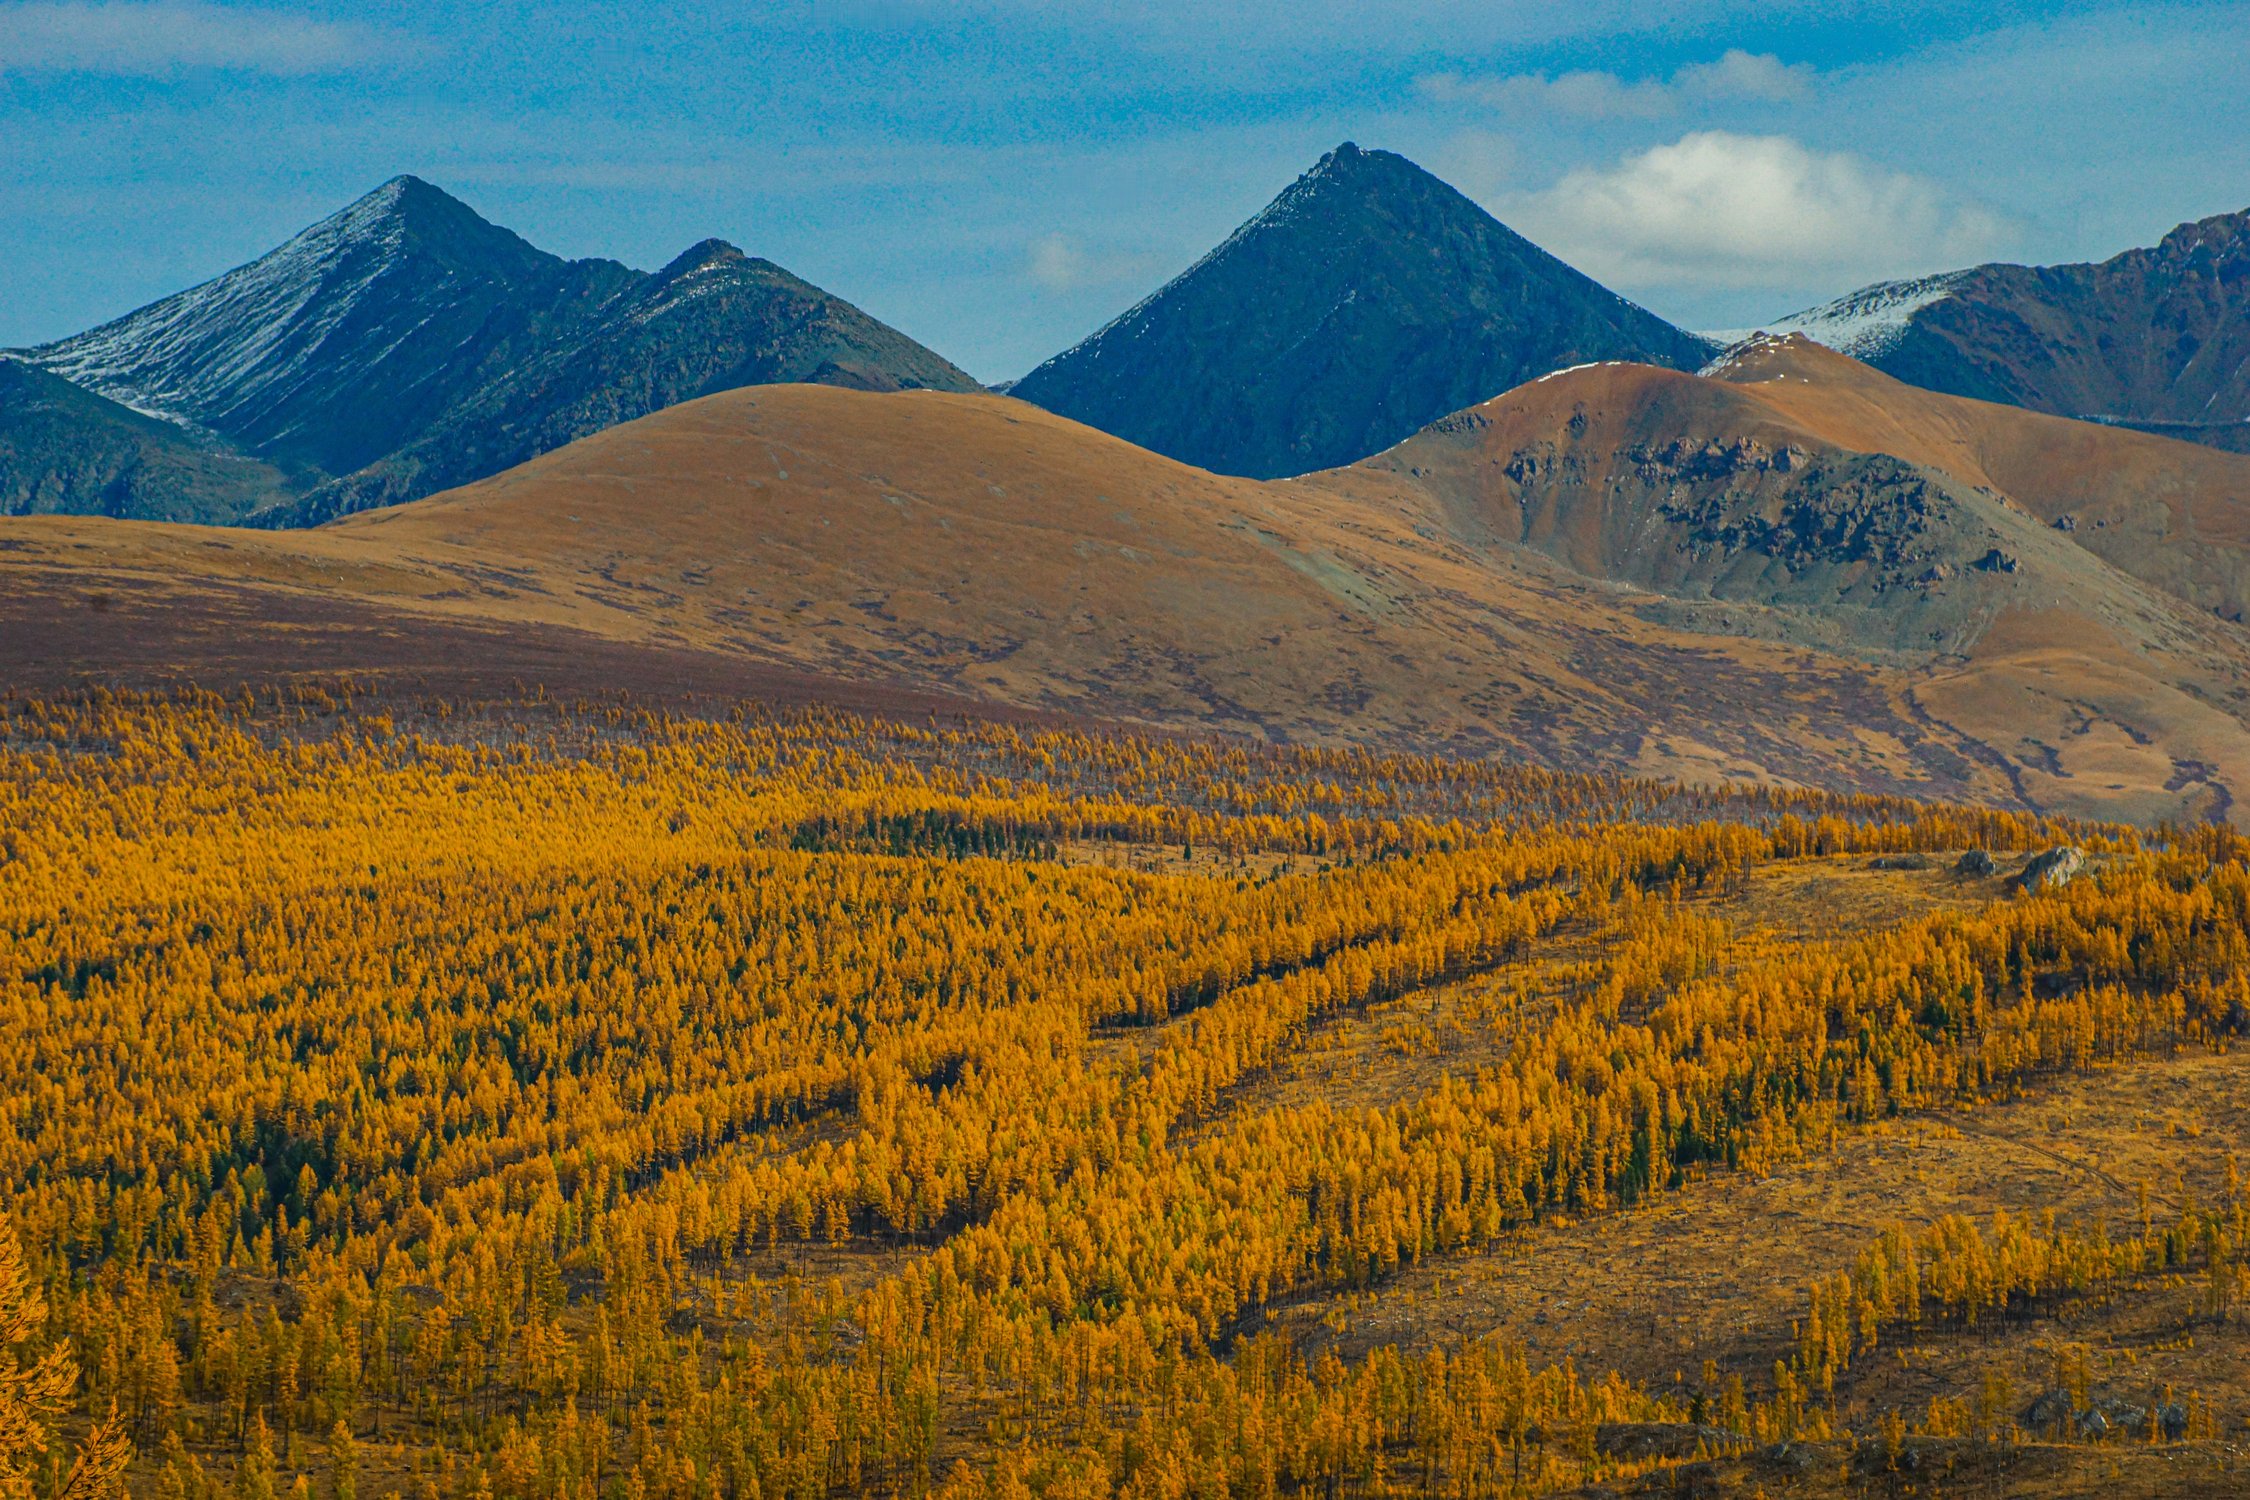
[
  {"x1": 13, "y1": 177, "x2": 978, "y2": 524},
  {"x1": 0, "y1": 359, "x2": 296, "y2": 523},
  {"x1": 274, "y1": 239, "x2": 981, "y2": 524},
  {"x1": 1762, "y1": 204, "x2": 2250, "y2": 450},
  {"x1": 27, "y1": 176, "x2": 634, "y2": 482}
]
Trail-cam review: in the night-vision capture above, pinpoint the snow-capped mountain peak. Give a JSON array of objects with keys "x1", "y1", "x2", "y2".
[
  {"x1": 6, "y1": 173, "x2": 978, "y2": 524},
  {"x1": 33, "y1": 179, "x2": 419, "y2": 420}
]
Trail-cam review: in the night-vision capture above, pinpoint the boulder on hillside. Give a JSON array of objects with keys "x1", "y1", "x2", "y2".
[
  {"x1": 2014, "y1": 845, "x2": 2084, "y2": 892},
  {"x1": 1956, "y1": 849, "x2": 1998, "y2": 877},
  {"x1": 2022, "y1": 1388, "x2": 2073, "y2": 1432},
  {"x1": 2095, "y1": 1397, "x2": 2148, "y2": 1434}
]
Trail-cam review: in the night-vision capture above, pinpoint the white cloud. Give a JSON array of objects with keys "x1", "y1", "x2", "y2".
[
  {"x1": 1507, "y1": 130, "x2": 2007, "y2": 290},
  {"x1": 1027, "y1": 233, "x2": 1087, "y2": 289},
  {"x1": 1675, "y1": 48, "x2": 1814, "y2": 103},
  {"x1": 0, "y1": 1, "x2": 396, "y2": 75},
  {"x1": 1419, "y1": 49, "x2": 1814, "y2": 121}
]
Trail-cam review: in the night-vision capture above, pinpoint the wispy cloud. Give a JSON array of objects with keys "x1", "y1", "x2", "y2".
[
  {"x1": 1426, "y1": 128, "x2": 1518, "y2": 200},
  {"x1": 1419, "y1": 48, "x2": 1815, "y2": 120},
  {"x1": 1674, "y1": 48, "x2": 1814, "y2": 103},
  {"x1": 1024, "y1": 231, "x2": 1161, "y2": 292},
  {"x1": 0, "y1": 1, "x2": 402, "y2": 75},
  {"x1": 1419, "y1": 67, "x2": 1670, "y2": 119},
  {"x1": 1508, "y1": 130, "x2": 2006, "y2": 290}
]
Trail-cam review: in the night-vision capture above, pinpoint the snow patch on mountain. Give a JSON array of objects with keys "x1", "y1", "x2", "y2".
[
  {"x1": 1708, "y1": 271, "x2": 1970, "y2": 363},
  {"x1": 25, "y1": 178, "x2": 424, "y2": 426}
]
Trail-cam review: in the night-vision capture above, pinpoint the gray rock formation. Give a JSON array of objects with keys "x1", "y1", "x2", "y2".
[{"x1": 2015, "y1": 845, "x2": 2086, "y2": 891}]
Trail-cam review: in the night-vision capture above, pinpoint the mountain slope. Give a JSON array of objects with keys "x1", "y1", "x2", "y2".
[
  {"x1": 1308, "y1": 335, "x2": 2250, "y2": 820},
  {"x1": 6, "y1": 369, "x2": 2248, "y2": 824},
  {"x1": 27, "y1": 176, "x2": 633, "y2": 481},
  {"x1": 272, "y1": 242, "x2": 982, "y2": 524},
  {"x1": 0, "y1": 359, "x2": 295, "y2": 523},
  {"x1": 1009, "y1": 142, "x2": 1711, "y2": 478},
  {"x1": 1758, "y1": 206, "x2": 2250, "y2": 450},
  {"x1": 0, "y1": 383, "x2": 2025, "y2": 805},
  {"x1": 16, "y1": 178, "x2": 978, "y2": 522},
  {"x1": 1325, "y1": 341, "x2": 2221, "y2": 663},
  {"x1": 1690, "y1": 335, "x2": 2250, "y2": 624}
]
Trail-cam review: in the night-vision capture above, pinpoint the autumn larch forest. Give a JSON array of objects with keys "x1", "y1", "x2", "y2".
[
  {"x1": 0, "y1": 680, "x2": 2243, "y2": 1500},
  {"x1": 9, "y1": 6, "x2": 2250, "y2": 1497}
]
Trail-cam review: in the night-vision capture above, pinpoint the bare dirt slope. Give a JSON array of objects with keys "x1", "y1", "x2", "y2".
[{"x1": 1319, "y1": 339, "x2": 2250, "y2": 822}]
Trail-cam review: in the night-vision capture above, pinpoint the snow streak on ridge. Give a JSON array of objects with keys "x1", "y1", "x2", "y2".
[
  {"x1": 26, "y1": 178, "x2": 424, "y2": 425},
  {"x1": 1707, "y1": 271, "x2": 1971, "y2": 363}
]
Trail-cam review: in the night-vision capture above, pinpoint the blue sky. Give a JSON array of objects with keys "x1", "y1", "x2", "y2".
[{"x1": 3, "y1": 0, "x2": 2246, "y2": 381}]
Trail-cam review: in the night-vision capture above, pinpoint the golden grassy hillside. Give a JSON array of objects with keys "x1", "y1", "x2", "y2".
[
  {"x1": 3, "y1": 351, "x2": 2249, "y2": 823},
  {"x1": 1328, "y1": 341, "x2": 2250, "y2": 824},
  {"x1": 0, "y1": 386, "x2": 2009, "y2": 805}
]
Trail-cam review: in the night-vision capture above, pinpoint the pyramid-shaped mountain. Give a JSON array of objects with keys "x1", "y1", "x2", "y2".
[
  {"x1": 1008, "y1": 143, "x2": 1712, "y2": 478},
  {"x1": 1758, "y1": 205, "x2": 2250, "y2": 453},
  {"x1": 29, "y1": 176, "x2": 635, "y2": 482},
  {"x1": 18, "y1": 178, "x2": 979, "y2": 523}
]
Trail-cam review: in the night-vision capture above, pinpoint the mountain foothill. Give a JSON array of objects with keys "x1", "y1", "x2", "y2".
[{"x1": 7, "y1": 145, "x2": 2250, "y2": 825}]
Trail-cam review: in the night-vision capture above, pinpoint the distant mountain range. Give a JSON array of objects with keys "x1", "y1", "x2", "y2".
[
  {"x1": 9, "y1": 148, "x2": 2249, "y2": 534},
  {"x1": 9, "y1": 144, "x2": 2250, "y2": 824},
  {"x1": 5, "y1": 176, "x2": 976, "y2": 525},
  {"x1": 1008, "y1": 143, "x2": 1713, "y2": 478},
  {"x1": 1007, "y1": 149, "x2": 2249, "y2": 474},
  {"x1": 10, "y1": 331, "x2": 2250, "y2": 824},
  {"x1": 1749, "y1": 205, "x2": 2250, "y2": 453}
]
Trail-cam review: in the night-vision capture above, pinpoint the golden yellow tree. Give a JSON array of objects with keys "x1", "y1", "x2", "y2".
[{"x1": 0, "y1": 1214, "x2": 128, "y2": 1500}]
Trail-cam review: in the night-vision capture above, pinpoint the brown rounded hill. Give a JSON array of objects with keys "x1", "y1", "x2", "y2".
[{"x1": 5, "y1": 346, "x2": 2250, "y2": 823}]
